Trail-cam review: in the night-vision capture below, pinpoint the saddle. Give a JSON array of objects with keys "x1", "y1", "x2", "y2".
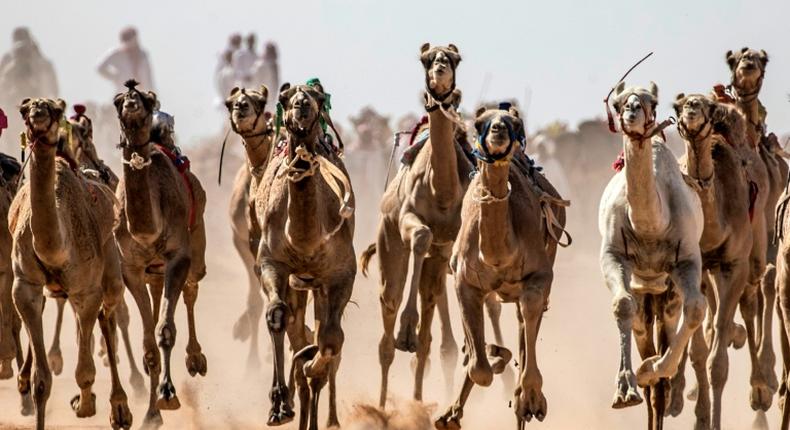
[{"x1": 155, "y1": 143, "x2": 197, "y2": 230}]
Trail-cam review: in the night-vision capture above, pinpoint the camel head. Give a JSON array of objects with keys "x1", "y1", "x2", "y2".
[
  {"x1": 19, "y1": 97, "x2": 64, "y2": 145},
  {"x1": 350, "y1": 106, "x2": 390, "y2": 149},
  {"x1": 420, "y1": 43, "x2": 461, "y2": 102},
  {"x1": 611, "y1": 81, "x2": 659, "y2": 138},
  {"x1": 225, "y1": 85, "x2": 270, "y2": 137},
  {"x1": 113, "y1": 79, "x2": 157, "y2": 136},
  {"x1": 673, "y1": 93, "x2": 722, "y2": 142},
  {"x1": 279, "y1": 82, "x2": 326, "y2": 143},
  {"x1": 727, "y1": 47, "x2": 768, "y2": 94},
  {"x1": 473, "y1": 102, "x2": 525, "y2": 163}
]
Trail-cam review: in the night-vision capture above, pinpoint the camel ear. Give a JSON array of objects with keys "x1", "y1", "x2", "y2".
[
  {"x1": 420, "y1": 43, "x2": 431, "y2": 54},
  {"x1": 741, "y1": 47, "x2": 749, "y2": 54},
  {"x1": 726, "y1": 50, "x2": 738, "y2": 70},
  {"x1": 19, "y1": 98, "x2": 31, "y2": 119},
  {"x1": 509, "y1": 107, "x2": 520, "y2": 118},
  {"x1": 229, "y1": 87, "x2": 240, "y2": 97},
  {"x1": 278, "y1": 82, "x2": 292, "y2": 106},
  {"x1": 648, "y1": 81, "x2": 658, "y2": 98},
  {"x1": 614, "y1": 81, "x2": 625, "y2": 97},
  {"x1": 51, "y1": 99, "x2": 65, "y2": 120},
  {"x1": 447, "y1": 44, "x2": 459, "y2": 53},
  {"x1": 672, "y1": 93, "x2": 685, "y2": 116},
  {"x1": 475, "y1": 106, "x2": 486, "y2": 118},
  {"x1": 759, "y1": 49, "x2": 769, "y2": 67},
  {"x1": 143, "y1": 91, "x2": 157, "y2": 112},
  {"x1": 259, "y1": 84, "x2": 269, "y2": 102},
  {"x1": 112, "y1": 92, "x2": 125, "y2": 114}
]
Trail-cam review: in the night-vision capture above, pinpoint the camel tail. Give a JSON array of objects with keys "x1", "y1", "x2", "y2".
[{"x1": 359, "y1": 243, "x2": 377, "y2": 278}]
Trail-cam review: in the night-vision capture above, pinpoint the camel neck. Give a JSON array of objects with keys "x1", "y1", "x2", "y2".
[
  {"x1": 623, "y1": 135, "x2": 667, "y2": 236},
  {"x1": 243, "y1": 133, "x2": 273, "y2": 172},
  {"x1": 122, "y1": 141, "x2": 161, "y2": 245},
  {"x1": 427, "y1": 109, "x2": 460, "y2": 208},
  {"x1": 683, "y1": 134, "x2": 715, "y2": 187},
  {"x1": 285, "y1": 133, "x2": 322, "y2": 255},
  {"x1": 29, "y1": 145, "x2": 67, "y2": 267},
  {"x1": 478, "y1": 162, "x2": 515, "y2": 268}
]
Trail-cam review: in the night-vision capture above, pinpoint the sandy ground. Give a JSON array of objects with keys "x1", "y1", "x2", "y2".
[{"x1": 0, "y1": 145, "x2": 783, "y2": 430}]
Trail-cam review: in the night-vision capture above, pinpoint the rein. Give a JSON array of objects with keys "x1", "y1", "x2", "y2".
[{"x1": 604, "y1": 52, "x2": 654, "y2": 133}]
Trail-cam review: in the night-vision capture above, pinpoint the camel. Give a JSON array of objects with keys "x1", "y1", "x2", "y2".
[
  {"x1": 723, "y1": 48, "x2": 787, "y2": 411},
  {"x1": 434, "y1": 103, "x2": 568, "y2": 429},
  {"x1": 10, "y1": 98, "x2": 132, "y2": 430},
  {"x1": 359, "y1": 42, "x2": 474, "y2": 408},
  {"x1": 113, "y1": 80, "x2": 207, "y2": 425},
  {"x1": 224, "y1": 85, "x2": 275, "y2": 369},
  {"x1": 674, "y1": 93, "x2": 755, "y2": 429},
  {"x1": 44, "y1": 105, "x2": 145, "y2": 399},
  {"x1": 254, "y1": 81, "x2": 355, "y2": 430},
  {"x1": 0, "y1": 153, "x2": 31, "y2": 415},
  {"x1": 598, "y1": 82, "x2": 706, "y2": 429}
]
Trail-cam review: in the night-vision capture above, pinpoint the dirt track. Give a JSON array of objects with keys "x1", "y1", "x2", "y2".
[{"x1": 0, "y1": 141, "x2": 781, "y2": 430}]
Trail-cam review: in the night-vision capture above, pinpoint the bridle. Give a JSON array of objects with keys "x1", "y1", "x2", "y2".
[
  {"x1": 472, "y1": 108, "x2": 524, "y2": 166},
  {"x1": 615, "y1": 93, "x2": 674, "y2": 146},
  {"x1": 423, "y1": 51, "x2": 458, "y2": 113}
]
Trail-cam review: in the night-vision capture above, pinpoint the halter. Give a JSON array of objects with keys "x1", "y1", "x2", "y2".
[
  {"x1": 423, "y1": 51, "x2": 458, "y2": 112},
  {"x1": 615, "y1": 93, "x2": 675, "y2": 146},
  {"x1": 472, "y1": 103, "x2": 525, "y2": 166}
]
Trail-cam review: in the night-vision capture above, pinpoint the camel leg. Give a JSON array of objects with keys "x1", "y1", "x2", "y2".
[
  {"x1": 689, "y1": 323, "x2": 711, "y2": 430},
  {"x1": 515, "y1": 272, "x2": 552, "y2": 423},
  {"x1": 376, "y1": 219, "x2": 409, "y2": 408},
  {"x1": 746, "y1": 212, "x2": 773, "y2": 411},
  {"x1": 155, "y1": 251, "x2": 191, "y2": 411},
  {"x1": 232, "y1": 225, "x2": 264, "y2": 370},
  {"x1": 395, "y1": 212, "x2": 432, "y2": 353},
  {"x1": 414, "y1": 255, "x2": 446, "y2": 401},
  {"x1": 704, "y1": 262, "x2": 748, "y2": 430},
  {"x1": 486, "y1": 295, "x2": 516, "y2": 396},
  {"x1": 69, "y1": 292, "x2": 102, "y2": 418},
  {"x1": 97, "y1": 307, "x2": 133, "y2": 429},
  {"x1": 601, "y1": 251, "x2": 642, "y2": 408},
  {"x1": 116, "y1": 299, "x2": 145, "y2": 398},
  {"x1": 13, "y1": 278, "x2": 50, "y2": 430},
  {"x1": 778, "y1": 247, "x2": 790, "y2": 430},
  {"x1": 262, "y1": 262, "x2": 295, "y2": 426},
  {"x1": 47, "y1": 297, "x2": 65, "y2": 376},
  {"x1": 122, "y1": 264, "x2": 162, "y2": 426},
  {"x1": 182, "y1": 280, "x2": 207, "y2": 377},
  {"x1": 437, "y1": 283, "x2": 459, "y2": 398},
  {"x1": 636, "y1": 260, "x2": 704, "y2": 388},
  {"x1": 0, "y1": 268, "x2": 17, "y2": 379},
  {"x1": 658, "y1": 286, "x2": 685, "y2": 418},
  {"x1": 284, "y1": 288, "x2": 309, "y2": 429},
  {"x1": 632, "y1": 295, "x2": 657, "y2": 428},
  {"x1": 18, "y1": 341, "x2": 33, "y2": 416},
  {"x1": 435, "y1": 373, "x2": 475, "y2": 430},
  {"x1": 327, "y1": 357, "x2": 340, "y2": 428},
  {"x1": 760, "y1": 261, "x2": 778, "y2": 392}
]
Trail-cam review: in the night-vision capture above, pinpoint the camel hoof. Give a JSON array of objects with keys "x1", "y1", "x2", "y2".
[
  {"x1": 186, "y1": 351, "x2": 208, "y2": 377},
  {"x1": 486, "y1": 344, "x2": 512, "y2": 375},
  {"x1": 636, "y1": 355, "x2": 662, "y2": 388},
  {"x1": 750, "y1": 382, "x2": 774, "y2": 412},
  {"x1": 48, "y1": 349, "x2": 63, "y2": 376},
  {"x1": 130, "y1": 371, "x2": 147, "y2": 399},
  {"x1": 110, "y1": 400, "x2": 133, "y2": 430},
  {"x1": 141, "y1": 409, "x2": 163, "y2": 429},
  {"x1": 468, "y1": 359, "x2": 493, "y2": 387},
  {"x1": 71, "y1": 392, "x2": 97, "y2": 417},
  {"x1": 394, "y1": 314, "x2": 418, "y2": 353},
  {"x1": 156, "y1": 381, "x2": 181, "y2": 410},
  {"x1": 666, "y1": 371, "x2": 685, "y2": 417},
  {"x1": 730, "y1": 323, "x2": 747, "y2": 349},
  {"x1": 612, "y1": 369, "x2": 642, "y2": 409},
  {"x1": 0, "y1": 359, "x2": 13, "y2": 379},
  {"x1": 20, "y1": 392, "x2": 33, "y2": 416},
  {"x1": 267, "y1": 408, "x2": 295, "y2": 426},
  {"x1": 233, "y1": 312, "x2": 251, "y2": 341},
  {"x1": 434, "y1": 408, "x2": 462, "y2": 430},
  {"x1": 515, "y1": 383, "x2": 547, "y2": 423}
]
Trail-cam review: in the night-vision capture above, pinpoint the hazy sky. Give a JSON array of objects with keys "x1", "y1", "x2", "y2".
[{"x1": 1, "y1": 0, "x2": 789, "y2": 145}]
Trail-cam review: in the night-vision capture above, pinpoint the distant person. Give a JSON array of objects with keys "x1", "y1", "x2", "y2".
[
  {"x1": 97, "y1": 27, "x2": 155, "y2": 93},
  {"x1": 252, "y1": 42, "x2": 279, "y2": 112},
  {"x1": 0, "y1": 27, "x2": 59, "y2": 101},
  {"x1": 216, "y1": 33, "x2": 242, "y2": 74},
  {"x1": 232, "y1": 33, "x2": 257, "y2": 87},
  {"x1": 215, "y1": 50, "x2": 236, "y2": 105},
  {"x1": 530, "y1": 134, "x2": 571, "y2": 199}
]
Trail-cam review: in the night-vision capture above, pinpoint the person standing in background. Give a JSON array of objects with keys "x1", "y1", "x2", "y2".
[
  {"x1": 232, "y1": 33, "x2": 257, "y2": 87},
  {"x1": 97, "y1": 27, "x2": 155, "y2": 93},
  {"x1": 252, "y1": 42, "x2": 279, "y2": 113}
]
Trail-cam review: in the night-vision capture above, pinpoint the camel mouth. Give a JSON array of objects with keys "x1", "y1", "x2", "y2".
[{"x1": 27, "y1": 110, "x2": 53, "y2": 130}]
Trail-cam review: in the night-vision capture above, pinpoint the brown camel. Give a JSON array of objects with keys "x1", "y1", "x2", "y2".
[
  {"x1": 45, "y1": 106, "x2": 145, "y2": 399},
  {"x1": 113, "y1": 80, "x2": 207, "y2": 426},
  {"x1": 599, "y1": 82, "x2": 706, "y2": 430},
  {"x1": 224, "y1": 85, "x2": 275, "y2": 370},
  {"x1": 434, "y1": 104, "x2": 568, "y2": 429},
  {"x1": 10, "y1": 98, "x2": 132, "y2": 430},
  {"x1": 0, "y1": 153, "x2": 31, "y2": 415},
  {"x1": 255, "y1": 81, "x2": 355, "y2": 430},
  {"x1": 359, "y1": 42, "x2": 474, "y2": 408},
  {"x1": 722, "y1": 47, "x2": 783, "y2": 411},
  {"x1": 674, "y1": 93, "x2": 754, "y2": 429}
]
